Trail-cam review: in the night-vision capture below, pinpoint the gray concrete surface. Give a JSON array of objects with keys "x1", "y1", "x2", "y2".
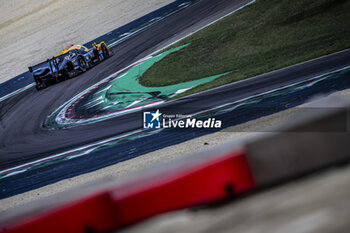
[
  {"x1": 246, "y1": 97, "x2": 350, "y2": 186},
  {"x1": 0, "y1": 0, "x2": 173, "y2": 84}
]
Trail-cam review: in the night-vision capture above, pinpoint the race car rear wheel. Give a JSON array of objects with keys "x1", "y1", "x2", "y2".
[
  {"x1": 78, "y1": 56, "x2": 87, "y2": 72},
  {"x1": 101, "y1": 44, "x2": 110, "y2": 58}
]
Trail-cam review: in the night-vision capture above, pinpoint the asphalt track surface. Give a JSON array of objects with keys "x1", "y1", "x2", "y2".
[
  {"x1": 0, "y1": 0, "x2": 350, "y2": 179},
  {"x1": 0, "y1": 0, "x2": 254, "y2": 170}
]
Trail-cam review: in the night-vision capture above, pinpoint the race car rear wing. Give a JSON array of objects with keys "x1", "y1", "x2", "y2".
[
  {"x1": 28, "y1": 57, "x2": 60, "y2": 75},
  {"x1": 28, "y1": 59, "x2": 51, "y2": 74}
]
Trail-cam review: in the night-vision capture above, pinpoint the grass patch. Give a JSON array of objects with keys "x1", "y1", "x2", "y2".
[{"x1": 139, "y1": 0, "x2": 350, "y2": 98}]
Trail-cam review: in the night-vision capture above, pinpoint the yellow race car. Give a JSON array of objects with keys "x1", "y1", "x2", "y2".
[{"x1": 28, "y1": 42, "x2": 111, "y2": 90}]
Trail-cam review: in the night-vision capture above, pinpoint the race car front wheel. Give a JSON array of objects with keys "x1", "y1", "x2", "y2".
[{"x1": 78, "y1": 56, "x2": 87, "y2": 72}]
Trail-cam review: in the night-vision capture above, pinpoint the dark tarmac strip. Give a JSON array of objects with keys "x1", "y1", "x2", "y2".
[{"x1": 1, "y1": 0, "x2": 350, "y2": 197}]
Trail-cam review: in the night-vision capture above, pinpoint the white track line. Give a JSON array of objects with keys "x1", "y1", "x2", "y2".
[
  {"x1": 108, "y1": 2, "x2": 192, "y2": 48},
  {"x1": 150, "y1": 0, "x2": 257, "y2": 56},
  {"x1": 186, "y1": 65, "x2": 350, "y2": 118},
  {"x1": 0, "y1": 128, "x2": 146, "y2": 176},
  {"x1": 0, "y1": 83, "x2": 35, "y2": 102}
]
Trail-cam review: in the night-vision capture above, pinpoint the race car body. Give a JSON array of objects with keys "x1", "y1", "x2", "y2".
[{"x1": 28, "y1": 42, "x2": 111, "y2": 90}]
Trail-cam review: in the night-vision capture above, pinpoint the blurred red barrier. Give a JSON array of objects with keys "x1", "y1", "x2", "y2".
[{"x1": 1, "y1": 150, "x2": 254, "y2": 233}]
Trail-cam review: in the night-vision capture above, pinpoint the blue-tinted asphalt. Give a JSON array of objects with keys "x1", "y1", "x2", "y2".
[
  {"x1": 1, "y1": 0, "x2": 350, "y2": 198},
  {"x1": 0, "y1": 0, "x2": 255, "y2": 198},
  {"x1": 1, "y1": 68, "x2": 350, "y2": 198}
]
